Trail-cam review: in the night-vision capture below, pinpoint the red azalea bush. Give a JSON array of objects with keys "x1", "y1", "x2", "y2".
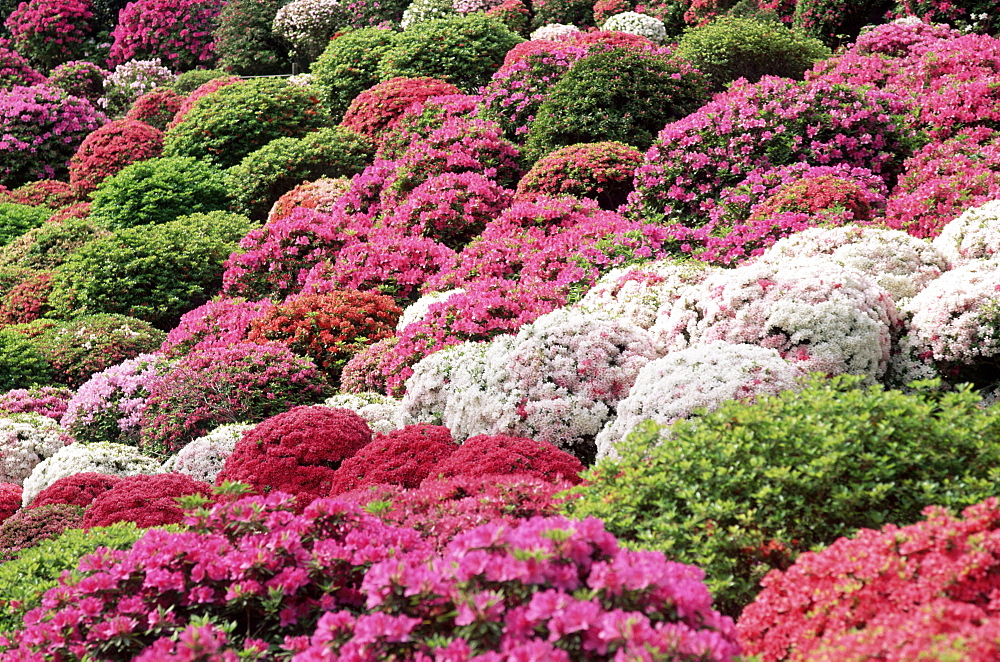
[
  {"x1": 852, "y1": 17, "x2": 961, "y2": 57},
  {"x1": 82, "y1": 473, "x2": 212, "y2": 529},
  {"x1": 45, "y1": 60, "x2": 107, "y2": 106},
  {"x1": 738, "y1": 497, "x2": 1000, "y2": 661},
  {"x1": 375, "y1": 93, "x2": 481, "y2": 161},
  {"x1": 68, "y1": 118, "x2": 164, "y2": 194},
  {"x1": 0, "y1": 46, "x2": 45, "y2": 89},
  {"x1": 434, "y1": 433, "x2": 585, "y2": 484},
  {"x1": 486, "y1": 0, "x2": 530, "y2": 33},
  {"x1": 340, "y1": 336, "x2": 400, "y2": 395},
  {"x1": 0, "y1": 386, "x2": 72, "y2": 421},
  {"x1": 0, "y1": 269, "x2": 53, "y2": 326},
  {"x1": 216, "y1": 406, "x2": 372, "y2": 502},
  {"x1": 108, "y1": 0, "x2": 227, "y2": 71},
  {"x1": 46, "y1": 201, "x2": 90, "y2": 223},
  {"x1": 340, "y1": 76, "x2": 463, "y2": 143},
  {"x1": 0, "y1": 504, "x2": 84, "y2": 562},
  {"x1": 891, "y1": 0, "x2": 995, "y2": 33},
  {"x1": 124, "y1": 86, "x2": 184, "y2": 130},
  {"x1": 515, "y1": 141, "x2": 643, "y2": 210},
  {"x1": 140, "y1": 343, "x2": 333, "y2": 453},
  {"x1": 0, "y1": 482, "x2": 20, "y2": 523},
  {"x1": 29, "y1": 472, "x2": 122, "y2": 509},
  {"x1": 246, "y1": 290, "x2": 401, "y2": 383},
  {"x1": 328, "y1": 424, "x2": 456, "y2": 495},
  {"x1": 268, "y1": 177, "x2": 351, "y2": 223},
  {"x1": 5, "y1": 0, "x2": 96, "y2": 72},
  {"x1": 3, "y1": 180, "x2": 77, "y2": 209},
  {"x1": 166, "y1": 74, "x2": 239, "y2": 129},
  {"x1": 159, "y1": 297, "x2": 276, "y2": 358}
]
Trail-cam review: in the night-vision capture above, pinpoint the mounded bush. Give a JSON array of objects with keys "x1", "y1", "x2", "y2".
[
  {"x1": 0, "y1": 217, "x2": 109, "y2": 271},
  {"x1": 566, "y1": 375, "x2": 1000, "y2": 616},
  {"x1": 434, "y1": 433, "x2": 585, "y2": 483},
  {"x1": 0, "y1": 483, "x2": 18, "y2": 524},
  {"x1": 311, "y1": 27, "x2": 397, "y2": 122},
  {"x1": 1, "y1": 180, "x2": 76, "y2": 209},
  {"x1": 675, "y1": 14, "x2": 830, "y2": 91},
  {"x1": 0, "y1": 203, "x2": 51, "y2": 248},
  {"x1": 0, "y1": 46, "x2": 45, "y2": 89},
  {"x1": 0, "y1": 269, "x2": 53, "y2": 327},
  {"x1": 86, "y1": 156, "x2": 230, "y2": 230},
  {"x1": 4, "y1": 0, "x2": 96, "y2": 73},
  {"x1": 123, "y1": 86, "x2": 184, "y2": 130},
  {"x1": 214, "y1": 0, "x2": 293, "y2": 76},
  {"x1": 98, "y1": 58, "x2": 176, "y2": 118},
  {"x1": 0, "y1": 413, "x2": 69, "y2": 487},
  {"x1": 226, "y1": 127, "x2": 374, "y2": 221},
  {"x1": 328, "y1": 423, "x2": 455, "y2": 494},
  {"x1": 107, "y1": 0, "x2": 227, "y2": 71},
  {"x1": 0, "y1": 503, "x2": 83, "y2": 562},
  {"x1": 515, "y1": 141, "x2": 643, "y2": 209},
  {"x1": 29, "y1": 472, "x2": 122, "y2": 509},
  {"x1": 45, "y1": 60, "x2": 106, "y2": 106},
  {"x1": 376, "y1": 14, "x2": 523, "y2": 93},
  {"x1": 163, "y1": 77, "x2": 331, "y2": 169},
  {"x1": 82, "y1": 472, "x2": 212, "y2": 528},
  {"x1": 340, "y1": 76, "x2": 462, "y2": 143},
  {"x1": 158, "y1": 297, "x2": 275, "y2": 357},
  {"x1": 168, "y1": 68, "x2": 230, "y2": 95},
  {"x1": 268, "y1": 176, "x2": 351, "y2": 222},
  {"x1": 68, "y1": 118, "x2": 164, "y2": 194},
  {"x1": 0, "y1": 327, "x2": 52, "y2": 390},
  {"x1": 0, "y1": 386, "x2": 72, "y2": 421}
]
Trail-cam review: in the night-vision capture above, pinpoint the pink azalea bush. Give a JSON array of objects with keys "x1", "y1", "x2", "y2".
[
  {"x1": 160, "y1": 297, "x2": 276, "y2": 358},
  {"x1": 0, "y1": 386, "x2": 73, "y2": 421},
  {"x1": 0, "y1": 482, "x2": 20, "y2": 523},
  {"x1": 108, "y1": 0, "x2": 227, "y2": 71},
  {"x1": 0, "y1": 46, "x2": 45, "y2": 89},
  {"x1": 375, "y1": 93, "x2": 481, "y2": 161},
  {"x1": 5, "y1": 0, "x2": 96, "y2": 72},
  {"x1": 46, "y1": 60, "x2": 107, "y2": 106}
]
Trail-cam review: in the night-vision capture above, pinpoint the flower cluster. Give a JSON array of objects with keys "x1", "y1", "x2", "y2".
[
  {"x1": 328, "y1": 423, "x2": 455, "y2": 493},
  {"x1": 932, "y1": 200, "x2": 1000, "y2": 267},
  {"x1": 99, "y1": 58, "x2": 176, "y2": 117},
  {"x1": 45, "y1": 60, "x2": 106, "y2": 106},
  {"x1": 401, "y1": 0, "x2": 456, "y2": 29},
  {"x1": 0, "y1": 270, "x2": 53, "y2": 326},
  {"x1": 435, "y1": 432, "x2": 585, "y2": 482},
  {"x1": 273, "y1": 0, "x2": 347, "y2": 61},
  {"x1": 123, "y1": 86, "x2": 183, "y2": 130},
  {"x1": 61, "y1": 354, "x2": 160, "y2": 446},
  {"x1": 82, "y1": 472, "x2": 212, "y2": 528},
  {"x1": 852, "y1": 17, "x2": 960, "y2": 57},
  {"x1": 0, "y1": 386, "x2": 72, "y2": 421},
  {"x1": 5, "y1": 0, "x2": 96, "y2": 73},
  {"x1": 341, "y1": 337, "x2": 401, "y2": 394},
  {"x1": 108, "y1": 0, "x2": 226, "y2": 71},
  {"x1": 376, "y1": 93, "x2": 479, "y2": 161},
  {"x1": 602, "y1": 11, "x2": 666, "y2": 43},
  {"x1": 268, "y1": 176, "x2": 351, "y2": 223},
  {"x1": 516, "y1": 141, "x2": 643, "y2": 210},
  {"x1": 0, "y1": 482, "x2": 20, "y2": 523},
  {"x1": 340, "y1": 77, "x2": 464, "y2": 144},
  {"x1": 162, "y1": 423, "x2": 253, "y2": 483},
  {"x1": 68, "y1": 118, "x2": 164, "y2": 194},
  {"x1": 160, "y1": 298, "x2": 276, "y2": 357},
  {"x1": 324, "y1": 392, "x2": 402, "y2": 433},
  {"x1": 0, "y1": 414, "x2": 71, "y2": 486},
  {"x1": 529, "y1": 22, "x2": 581, "y2": 39},
  {"x1": 28, "y1": 472, "x2": 122, "y2": 509},
  {"x1": 0, "y1": 46, "x2": 45, "y2": 89}
]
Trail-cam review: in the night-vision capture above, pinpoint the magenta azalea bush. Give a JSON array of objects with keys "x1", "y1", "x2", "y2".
[
  {"x1": 5, "y1": 0, "x2": 97, "y2": 73},
  {"x1": 108, "y1": 0, "x2": 227, "y2": 71}
]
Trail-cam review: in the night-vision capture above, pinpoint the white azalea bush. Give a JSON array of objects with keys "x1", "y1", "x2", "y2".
[
  {"x1": 274, "y1": 0, "x2": 346, "y2": 60},
  {"x1": 932, "y1": 200, "x2": 1000, "y2": 267},
  {"x1": 653, "y1": 258, "x2": 901, "y2": 382},
  {"x1": 594, "y1": 342, "x2": 809, "y2": 460},
  {"x1": 162, "y1": 423, "x2": 253, "y2": 483},
  {"x1": 0, "y1": 414, "x2": 72, "y2": 487},
  {"x1": 21, "y1": 441, "x2": 163, "y2": 507},
  {"x1": 602, "y1": 11, "x2": 666, "y2": 44},
  {"x1": 397, "y1": 289, "x2": 464, "y2": 332},
  {"x1": 401, "y1": 0, "x2": 456, "y2": 29},
  {"x1": 324, "y1": 392, "x2": 402, "y2": 433},
  {"x1": 529, "y1": 23, "x2": 580, "y2": 40},
  {"x1": 754, "y1": 225, "x2": 948, "y2": 305},
  {"x1": 100, "y1": 58, "x2": 176, "y2": 115}
]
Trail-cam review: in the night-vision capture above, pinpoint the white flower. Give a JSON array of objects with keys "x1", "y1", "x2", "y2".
[
  {"x1": 529, "y1": 23, "x2": 580, "y2": 41},
  {"x1": 397, "y1": 289, "x2": 465, "y2": 332},
  {"x1": 401, "y1": 0, "x2": 456, "y2": 29},
  {"x1": 274, "y1": 0, "x2": 345, "y2": 59},
  {"x1": 164, "y1": 424, "x2": 253, "y2": 483},
  {"x1": 602, "y1": 11, "x2": 666, "y2": 44},
  {"x1": 932, "y1": 200, "x2": 1000, "y2": 267},
  {"x1": 0, "y1": 414, "x2": 71, "y2": 487},
  {"x1": 325, "y1": 392, "x2": 402, "y2": 434}
]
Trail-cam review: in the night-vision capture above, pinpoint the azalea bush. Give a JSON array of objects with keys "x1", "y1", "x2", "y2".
[
  {"x1": 159, "y1": 297, "x2": 275, "y2": 357},
  {"x1": 328, "y1": 423, "x2": 455, "y2": 494},
  {"x1": 374, "y1": 93, "x2": 479, "y2": 161},
  {"x1": 99, "y1": 58, "x2": 175, "y2": 118},
  {"x1": 515, "y1": 141, "x2": 643, "y2": 209},
  {"x1": 29, "y1": 472, "x2": 122, "y2": 509},
  {"x1": 123, "y1": 86, "x2": 183, "y2": 130},
  {"x1": 0, "y1": 46, "x2": 45, "y2": 89},
  {"x1": 82, "y1": 472, "x2": 212, "y2": 528},
  {"x1": 340, "y1": 76, "x2": 462, "y2": 143},
  {"x1": 107, "y1": 0, "x2": 227, "y2": 71},
  {"x1": 5, "y1": 0, "x2": 97, "y2": 73},
  {"x1": 67, "y1": 118, "x2": 164, "y2": 194},
  {"x1": 268, "y1": 177, "x2": 351, "y2": 223},
  {"x1": 60, "y1": 354, "x2": 160, "y2": 446},
  {"x1": 46, "y1": 61, "x2": 107, "y2": 107},
  {"x1": 0, "y1": 504, "x2": 83, "y2": 562},
  {"x1": 0, "y1": 413, "x2": 69, "y2": 487},
  {"x1": 0, "y1": 386, "x2": 72, "y2": 421},
  {"x1": 163, "y1": 423, "x2": 253, "y2": 483}
]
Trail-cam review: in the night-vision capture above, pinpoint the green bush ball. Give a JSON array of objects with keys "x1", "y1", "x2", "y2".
[
  {"x1": 311, "y1": 27, "x2": 397, "y2": 122},
  {"x1": 0, "y1": 203, "x2": 51, "y2": 248}
]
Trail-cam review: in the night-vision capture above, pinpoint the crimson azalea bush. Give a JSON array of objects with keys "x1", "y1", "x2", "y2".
[
  {"x1": 486, "y1": 0, "x2": 530, "y2": 33},
  {"x1": 5, "y1": 0, "x2": 97, "y2": 73},
  {"x1": 2, "y1": 180, "x2": 76, "y2": 209},
  {"x1": 515, "y1": 141, "x2": 643, "y2": 210},
  {"x1": 311, "y1": 27, "x2": 397, "y2": 122},
  {"x1": 82, "y1": 473, "x2": 212, "y2": 529},
  {"x1": 0, "y1": 84, "x2": 105, "y2": 188},
  {"x1": 159, "y1": 297, "x2": 275, "y2": 357},
  {"x1": 29, "y1": 472, "x2": 122, "y2": 509},
  {"x1": 123, "y1": 86, "x2": 184, "y2": 130},
  {"x1": 0, "y1": 504, "x2": 84, "y2": 562},
  {"x1": 0, "y1": 492, "x2": 740, "y2": 660},
  {"x1": 0, "y1": 269, "x2": 53, "y2": 326},
  {"x1": 0, "y1": 386, "x2": 72, "y2": 421},
  {"x1": 328, "y1": 423, "x2": 456, "y2": 494},
  {"x1": 45, "y1": 60, "x2": 106, "y2": 106},
  {"x1": 0, "y1": 482, "x2": 20, "y2": 523},
  {"x1": 139, "y1": 343, "x2": 333, "y2": 453},
  {"x1": 739, "y1": 497, "x2": 1000, "y2": 661},
  {"x1": 0, "y1": 46, "x2": 45, "y2": 89},
  {"x1": 267, "y1": 177, "x2": 351, "y2": 223},
  {"x1": 435, "y1": 433, "x2": 585, "y2": 484},
  {"x1": 108, "y1": 0, "x2": 227, "y2": 71},
  {"x1": 216, "y1": 406, "x2": 373, "y2": 502},
  {"x1": 67, "y1": 118, "x2": 164, "y2": 194},
  {"x1": 340, "y1": 76, "x2": 463, "y2": 143},
  {"x1": 246, "y1": 290, "x2": 401, "y2": 383}
]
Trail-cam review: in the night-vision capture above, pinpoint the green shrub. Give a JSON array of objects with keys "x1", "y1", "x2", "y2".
[
  {"x1": 0, "y1": 522, "x2": 164, "y2": 634},
  {"x1": 163, "y1": 78, "x2": 331, "y2": 169},
  {"x1": 676, "y1": 14, "x2": 830, "y2": 91},
  {"x1": 530, "y1": 0, "x2": 594, "y2": 29},
  {"x1": 0, "y1": 217, "x2": 110, "y2": 270},
  {"x1": 793, "y1": 0, "x2": 893, "y2": 47},
  {"x1": 214, "y1": 0, "x2": 293, "y2": 75},
  {"x1": 525, "y1": 47, "x2": 710, "y2": 162},
  {"x1": 0, "y1": 327, "x2": 52, "y2": 389},
  {"x1": 0, "y1": 203, "x2": 51, "y2": 248},
  {"x1": 565, "y1": 375, "x2": 1000, "y2": 616},
  {"x1": 311, "y1": 27, "x2": 397, "y2": 122},
  {"x1": 377, "y1": 14, "x2": 522, "y2": 94},
  {"x1": 226, "y1": 127, "x2": 374, "y2": 221},
  {"x1": 168, "y1": 68, "x2": 232, "y2": 95},
  {"x1": 86, "y1": 156, "x2": 230, "y2": 231},
  {"x1": 50, "y1": 212, "x2": 256, "y2": 330}
]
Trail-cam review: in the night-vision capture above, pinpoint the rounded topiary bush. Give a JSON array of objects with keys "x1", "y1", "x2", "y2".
[
  {"x1": 566, "y1": 375, "x2": 1000, "y2": 617},
  {"x1": 327, "y1": 423, "x2": 455, "y2": 494},
  {"x1": 0, "y1": 84, "x2": 105, "y2": 188},
  {"x1": 107, "y1": 0, "x2": 227, "y2": 71},
  {"x1": 0, "y1": 46, "x2": 45, "y2": 89},
  {"x1": 216, "y1": 406, "x2": 372, "y2": 501},
  {"x1": 168, "y1": 68, "x2": 230, "y2": 95},
  {"x1": 68, "y1": 118, "x2": 164, "y2": 194},
  {"x1": 86, "y1": 156, "x2": 230, "y2": 230},
  {"x1": 676, "y1": 14, "x2": 831, "y2": 91},
  {"x1": 0, "y1": 203, "x2": 51, "y2": 248},
  {"x1": 515, "y1": 141, "x2": 643, "y2": 209},
  {"x1": 340, "y1": 76, "x2": 462, "y2": 143},
  {"x1": 123, "y1": 86, "x2": 184, "y2": 130},
  {"x1": 268, "y1": 176, "x2": 351, "y2": 222},
  {"x1": 5, "y1": 0, "x2": 97, "y2": 73},
  {"x1": 49, "y1": 211, "x2": 255, "y2": 330},
  {"x1": 375, "y1": 92, "x2": 479, "y2": 160},
  {"x1": 214, "y1": 0, "x2": 293, "y2": 76},
  {"x1": 163, "y1": 77, "x2": 330, "y2": 169},
  {"x1": 524, "y1": 46, "x2": 710, "y2": 162},
  {"x1": 29, "y1": 472, "x2": 122, "y2": 509},
  {"x1": 0, "y1": 327, "x2": 52, "y2": 390},
  {"x1": 434, "y1": 433, "x2": 586, "y2": 483},
  {"x1": 0, "y1": 386, "x2": 72, "y2": 421},
  {"x1": 311, "y1": 27, "x2": 397, "y2": 122},
  {"x1": 45, "y1": 60, "x2": 106, "y2": 106},
  {"x1": 0, "y1": 503, "x2": 84, "y2": 562},
  {"x1": 226, "y1": 126, "x2": 374, "y2": 221},
  {"x1": 376, "y1": 14, "x2": 523, "y2": 93},
  {"x1": 82, "y1": 473, "x2": 212, "y2": 528},
  {"x1": 140, "y1": 343, "x2": 333, "y2": 453}
]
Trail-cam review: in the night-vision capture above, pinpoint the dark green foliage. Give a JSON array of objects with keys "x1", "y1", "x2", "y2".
[
  {"x1": 565, "y1": 375, "x2": 1000, "y2": 616},
  {"x1": 163, "y1": 78, "x2": 331, "y2": 169},
  {"x1": 793, "y1": 0, "x2": 894, "y2": 47},
  {"x1": 50, "y1": 212, "x2": 256, "y2": 330},
  {"x1": 377, "y1": 15, "x2": 523, "y2": 94},
  {"x1": 311, "y1": 27, "x2": 397, "y2": 122},
  {"x1": 0, "y1": 217, "x2": 110, "y2": 270},
  {"x1": 0, "y1": 327, "x2": 52, "y2": 389},
  {"x1": 214, "y1": 0, "x2": 293, "y2": 76},
  {"x1": 226, "y1": 127, "x2": 374, "y2": 221},
  {"x1": 676, "y1": 14, "x2": 831, "y2": 91},
  {"x1": 87, "y1": 156, "x2": 230, "y2": 231},
  {"x1": 168, "y1": 68, "x2": 232, "y2": 95},
  {"x1": 525, "y1": 47, "x2": 710, "y2": 162},
  {"x1": 531, "y1": 0, "x2": 594, "y2": 30},
  {"x1": 0, "y1": 203, "x2": 51, "y2": 248}
]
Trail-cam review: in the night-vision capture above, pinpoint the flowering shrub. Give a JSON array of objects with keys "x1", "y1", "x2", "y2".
[
  {"x1": 226, "y1": 126, "x2": 374, "y2": 221},
  {"x1": 890, "y1": 0, "x2": 994, "y2": 32},
  {"x1": 67, "y1": 118, "x2": 163, "y2": 194},
  {"x1": 0, "y1": 386, "x2": 72, "y2": 421},
  {"x1": 0, "y1": 504, "x2": 83, "y2": 562},
  {"x1": 30, "y1": 314, "x2": 165, "y2": 388},
  {"x1": 341, "y1": 336, "x2": 400, "y2": 394},
  {"x1": 401, "y1": 0, "x2": 456, "y2": 28},
  {"x1": 45, "y1": 60, "x2": 106, "y2": 106},
  {"x1": 435, "y1": 432, "x2": 585, "y2": 483},
  {"x1": 3, "y1": 179, "x2": 77, "y2": 210},
  {"x1": 629, "y1": 76, "x2": 915, "y2": 225},
  {"x1": 933, "y1": 200, "x2": 1000, "y2": 266},
  {"x1": 273, "y1": 0, "x2": 348, "y2": 62},
  {"x1": 214, "y1": 0, "x2": 293, "y2": 76},
  {"x1": 99, "y1": 58, "x2": 175, "y2": 117},
  {"x1": 530, "y1": 22, "x2": 582, "y2": 39},
  {"x1": 165, "y1": 73, "x2": 238, "y2": 128},
  {"x1": 29, "y1": 472, "x2": 122, "y2": 509},
  {"x1": 853, "y1": 16, "x2": 961, "y2": 57},
  {"x1": 324, "y1": 392, "x2": 401, "y2": 433},
  {"x1": 328, "y1": 423, "x2": 455, "y2": 493},
  {"x1": 340, "y1": 76, "x2": 463, "y2": 143},
  {"x1": 515, "y1": 141, "x2": 643, "y2": 210},
  {"x1": 162, "y1": 423, "x2": 252, "y2": 483},
  {"x1": 122, "y1": 85, "x2": 183, "y2": 130},
  {"x1": 85, "y1": 156, "x2": 229, "y2": 230},
  {"x1": 0, "y1": 46, "x2": 45, "y2": 89},
  {"x1": 217, "y1": 406, "x2": 372, "y2": 501},
  {"x1": 159, "y1": 297, "x2": 275, "y2": 357},
  {"x1": 140, "y1": 343, "x2": 333, "y2": 453},
  {"x1": 602, "y1": 11, "x2": 666, "y2": 43},
  {"x1": 164, "y1": 78, "x2": 330, "y2": 169},
  {"x1": 739, "y1": 497, "x2": 1000, "y2": 661},
  {"x1": 82, "y1": 472, "x2": 212, "y2": 528},
  {"x1": 0, "y1": 84, "x2": 104, "y2": 188},
  {"x1": 309, "y1": 30, "x2": 395, "y2": 125},
  {"x1": 20, "y1": 441, "x2": 163, "y2": 507},
  {"x1": 5, "y1": 0, "x2": 96, "y2": 72},
  {"x1": 486, "y1": 0, "x2": 530, "y2": 33},
  {"x1": 378, "y1": 14, "x2": 523, "y2": 93},
  {"x1": 61, "y1": 354, "x2": 160, "y2": 446},
  {"x1": 0, "y1": 482, "x2": 19, "y2": 523},
  {"x1": 108, "y1": 0, "x2": 226, "y2": 71},
  {"x1": 0, "y1": 269, "x2": 53, "y2": 326},
  {"x1": 375, "y1": 93, "x2": 479, "y2": 161},
  {"x1": 0, "y1": 414, "x2": 70, "y2": 487},
  {"x1": 568, "y1": 375, "x2": 1000, "y2": 616},
  {"x1": 268, "y1": 176, "x2": 352, "y2": 223},
  {"x1": 524, "y1": 46, "x2": 710, "y2": 162}
]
